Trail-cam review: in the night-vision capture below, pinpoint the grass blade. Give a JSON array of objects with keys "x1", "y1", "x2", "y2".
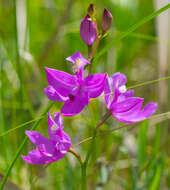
[
  {"x1": 94, "y1": 4, "x2": 170, "y2": 63},
  {"x1": 0, "y1": 102, "x2": 54, "y2": 190},
  {"x1": 137, "y1": 120, "x2": 148, "y2": 167}
]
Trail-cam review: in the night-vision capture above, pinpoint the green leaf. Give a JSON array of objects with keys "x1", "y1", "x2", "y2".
[
  {"x1": 94, "y1": 4, "x2": 170, "y2": 63},
  {"x1": 137, "y1": 120, "x2": 148, "y2": 167}
]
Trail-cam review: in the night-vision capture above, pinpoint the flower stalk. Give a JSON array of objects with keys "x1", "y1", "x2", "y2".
[
  {"x1": 88, "y1": 33, "x2": 104, "y2": 74},
  {"x1": 68, "y1": 147, "x2": 84, "y2": 165},
  {"x1": 69, "y1": 147, "x2": 86, "y2": 190},
  {"x1": 82, "y1": 111, "x2": 112, "y2": 188}
]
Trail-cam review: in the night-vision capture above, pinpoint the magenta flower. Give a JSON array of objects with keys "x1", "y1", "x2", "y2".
[
  {"x1": 104, "y1": 73, "x2": 157, "y2": 123},
  {"x1": 80, "y1": 14, "x2": 97, "y2": 46},
  {"x1": 21, "y1": 112, "x2": 71, "y2": 164},
  {"x1": 44, "y1": 52, "x2": 106, "y2": 116}
]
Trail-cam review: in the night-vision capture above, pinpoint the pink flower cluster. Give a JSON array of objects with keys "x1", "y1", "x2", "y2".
[{"x1": 22, "y1": 5, "x2": 157, "y2": 165}]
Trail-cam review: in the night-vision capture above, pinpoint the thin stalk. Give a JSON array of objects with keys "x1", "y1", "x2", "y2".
[
  {"x1": 88, "y1": 34, "x2": 104, "y2": 74},
  {"x1": 0, "y1": 102, "x2": 54, "y2": 190},
  {"x1": 82, "y1": 111, "x2": 112, "y2": 188},
  {"x1": 68, "y1": 147, "x2": 84, "y2": 165},
  {"x1": 91, "y1": 32, "x2": 105, "y2": 60},
  {"x1": 68, "y1": 147, "x2": 85, "y2": 190},
  {"x1": 88, "y1": 45, "x2": 92, "y2": 60},
  {"x1": 81, "y1": 163, "x2": 86, "y2": 190}
]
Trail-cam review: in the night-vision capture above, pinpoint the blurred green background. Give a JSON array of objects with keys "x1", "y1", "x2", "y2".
[{"x1": 0, "y1": 0, "x2": 169, "y2": 189}]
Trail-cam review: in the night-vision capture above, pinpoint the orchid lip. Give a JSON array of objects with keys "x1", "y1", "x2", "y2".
[{"x1": 68, "y1": 94, "x2": 75, "y2": 101}]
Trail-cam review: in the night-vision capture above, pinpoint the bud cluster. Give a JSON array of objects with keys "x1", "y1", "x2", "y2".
[{"x1": 80, "y1": 4, "x2": 113, "y2": 47}]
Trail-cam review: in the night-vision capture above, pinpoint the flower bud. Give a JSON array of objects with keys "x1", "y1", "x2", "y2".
[
  {"x1": 101, "y1": 8, "x2": 113, "y2": 32},
  {"x1": 87, "y1": 3, "x2": 94, "y2": 16},
  {"x1": 80, "y1": 14, "x2": 97, "y2": 46}
]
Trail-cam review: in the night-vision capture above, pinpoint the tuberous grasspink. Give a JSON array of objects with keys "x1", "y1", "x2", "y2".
[{"x1": 20, "y1": 3, "x2": 159, "y2": 190}]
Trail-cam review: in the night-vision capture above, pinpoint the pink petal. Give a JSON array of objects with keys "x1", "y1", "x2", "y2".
[
  {"x1": 45, "y1": 68, "x2": 76, "y2": 97},
  {"x1": 25, "y1": 130, "x2": 55, "y2": 155},
  {"x1": 66, "y1": 51, "x2": 90, "y2": 67},
  {"x1": 117, "y1": 90, "x2": 134, "y2": 102},
  {"x1": 54, "y1": 112, "x2": 63, "y2": 127},
  {"x1": 111, "y1": 72, "x2": 127, "y2": 88},
  {"x1": 113, "y1": 102, "x2": 157, "y2": 123},
  {"x1": 48, "y1": 112, "x2": 56, "y2": 139},
  {"x1": 21, "y1": 149, "x2": 56, "y2": 165},
  {"x1": 25, "y1": 130, "x2": 49, "y2": 146},
  {"x1": 61, "y1": 89, "x2": 89, "y2": 117},
  {"x1": 85, "y1": 73, "x2": 106, "y2": 98},
  {"x1": 104, "y1": 76, "x2": 112, "y2": 109},
  {"x1": 44, "y1": 86, "x2": 69, "y2": 102},
  {"x1": 111, "y1": 97, "x2": 143, "y2": 113}
]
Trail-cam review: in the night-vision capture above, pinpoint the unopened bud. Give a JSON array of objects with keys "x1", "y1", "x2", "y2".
[
  {"x1": 87, "y1": 3, "x2": 94, "y2": 16},
  {"x1": 101, "y1": 8, "x2": 113, "y2": 32},
  {"x1": 80, "y1": 14, "x2": 97, "y2": 46}
]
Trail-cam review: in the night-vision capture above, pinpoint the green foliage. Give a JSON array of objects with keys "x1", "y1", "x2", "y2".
[{"x1": 0, "y1": 0, "x2": 169, "y2": 189}]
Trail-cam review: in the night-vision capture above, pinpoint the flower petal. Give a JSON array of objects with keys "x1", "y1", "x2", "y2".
[
  {"x1": 61, "y1": 89, "x2": 89, "y2": 116},
  {"x1": 66, "y1": 52, "x2": 90, "y2": 81},
  {"x1": 104, "y1": 76, "x2": 113, "y2": 109},
  {"x1": 113, "y1": 102, "x2": 157, "y2": 123},
  {"x1": 44, "y1": 86, "x2": 69, "y2": 102},
  {"x1": 21, "y1": 148, "x2": 56, "y2": 165},
  {"x1": 48, "y1": 112, "x2": 64, "y2": 139},
  {"x1": 111, "y1": 72, "x2": 127, "y2": 88},
  {"x1": 111, "y1": 97, "x2": 143, "y2": 113},
  {"x1": 26, "y1": 130, "x2": 55, "y2": 155},
  {"x1": 48, "y1": 112, "x2": 57, "y2": 139},
  {"x1": 85, "y1": 73, "x2": 106, "y2": 98},
  {"x1": 45, "y1": 67, "x2": 76, "y2": 97},
  {"x1": 111, "y1": 73, "x2": 127, "y2": 102},
  {"x1": 117, "y1": 90, "x2": 134, "y2": 102},
  {"x1": 54, "y1": 112, "x2": 63, "y2": 128},
  {"x1": 66, "y1": 51, "x2": 90, "y2": 67},
  {"x1": 25, "y1": 130, "x2": 49, "y2": 146}
]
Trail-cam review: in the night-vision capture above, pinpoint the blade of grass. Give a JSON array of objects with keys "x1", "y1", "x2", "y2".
[
  {"x1": 14, "y1": 0, "x2": 23, "y2": 109},
  {"x1": 93, "y1": 4, "x2": 170, "y2": 63},
  {"x1": 137, "y1": 120, "x2": 148, "y2": 167},
  {"x1": 148, "y1": 155, "x2": 164, "y2": 190},
  {"x1": 0, "y1": 102, "x2": 54, "y2": 190},
  {"x1": 0, "y1": 57, "x2": 9, "y2": 164},
  {"x1": 0, "y1": 116, "x2": 44, "y2": 137},
  {"x1": 115, "y1": 30, "x2": 158, "y2": 42}
]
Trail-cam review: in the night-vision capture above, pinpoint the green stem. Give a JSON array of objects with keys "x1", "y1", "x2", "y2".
[
  {"x1": 82, "y1": 111, "x2": 112, "y2": 189},
  {"x1": 0, "y1": 102, "x2": 54, "y2": 190},
  {"x1": 68, "y1": 147, "x2": 85, "y2": 190},
  {"x1": 81, "y1": 163, "x2": 87, "y2": 190},
  {"x1": 94, "y1": 4, "x2": 170, "y2": 63}
]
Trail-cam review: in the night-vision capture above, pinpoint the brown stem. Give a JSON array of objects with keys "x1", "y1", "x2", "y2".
[
  {"x1": 88, "y1": 32, "x2": 105, "y2": 74},
  {"x1": 96, "y1": 111, "x2": 112, "y2": 130},
  {"x1": 91, "y1": 36, "x2": 101, "y2": 59},
  {"x1": 68, "y1": 147, "x2": 84, "y2": 165}
]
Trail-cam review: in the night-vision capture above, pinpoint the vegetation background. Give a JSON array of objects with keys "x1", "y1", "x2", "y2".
[{"x1": 0, "y1": 0, "x2": 169, "y2": 189}]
